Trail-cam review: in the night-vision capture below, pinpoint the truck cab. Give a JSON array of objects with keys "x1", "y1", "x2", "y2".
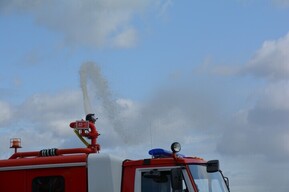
[{"x1": 122, "y1": 144, "x2": 230, "y2": 192}]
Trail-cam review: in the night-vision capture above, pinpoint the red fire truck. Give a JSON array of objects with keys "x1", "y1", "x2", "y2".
[{"x1": 0, "y1": 114, "x2": 230, "y2": 192}]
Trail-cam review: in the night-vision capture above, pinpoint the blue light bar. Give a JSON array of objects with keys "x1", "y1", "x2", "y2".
[
  {"x1": 149, "y1": 148, "x2": 185, "y2": 158},
  {"x1": 149, "y1": 148, "x2": 172, "y2": 158}
]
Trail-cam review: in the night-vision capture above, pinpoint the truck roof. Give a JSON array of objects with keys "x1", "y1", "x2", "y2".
[
  {"x1": 0, "y1": 154, "x2": 87, "y2": 171},
  {"x1": 123, "y1": 156, "x2": 207, "y2": 167}
]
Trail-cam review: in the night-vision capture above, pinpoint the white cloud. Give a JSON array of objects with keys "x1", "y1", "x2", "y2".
[
  {"x1": 217, "y1": 81, "x2": 289, "y2": 160},
  {"x1": 200, "y1": 32, "x2": 289, "y2": 81},
  {"x1": 0, "y1": 0, "x2": 171, "y2": 48},
  {"x1": 0, "y1": 84, "x2": 219, "y2": 158},
  {"x1": 216, "y1": 80, "x2": 289, "y2": 191},
  {"x1": 1, "y1": 64, "x2": 200, "y2": 155},
  {"x1": 237, "y1": 0, "x2": 289, "y2": 7},
  {"x1": 240, "y1": 32, "x2": 289, "y2": 80},
  {"x1": 18, "y1": 90, "x2": 84, "y2": 121},
  {"x1": 273, "y1": 0, "x2": 289, "y2": 6},
  {"x1": 0, "y1": 101, "x2": 12, "y2": 125},
  {"x1": 194, "y1": 32, "x2": 289, "y2": 191},
  {"x1": 155, "y1": 0, "x2": 173, "y2": 17},
  {"x1": 256, "y1": 81, "x2": 289, "y2": 110},
  {"x1": 113, "y1": 27, "x2": 137, "y2": 48},
  {"x1": 0, "y1": 90, "x2": 85, "y2": 156}
]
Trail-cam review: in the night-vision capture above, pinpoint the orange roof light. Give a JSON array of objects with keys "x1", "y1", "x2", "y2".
[{"x1": 10, "y1": 138, "x2": 22, "y2": 149}]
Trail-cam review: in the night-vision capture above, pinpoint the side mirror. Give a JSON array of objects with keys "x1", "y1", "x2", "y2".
[
  {"x1": 171, "y1": 168, "x2": 182, "y2": 191},
  {"x1": 207, "y1": 160, "x2": 219, "y2": 173}
]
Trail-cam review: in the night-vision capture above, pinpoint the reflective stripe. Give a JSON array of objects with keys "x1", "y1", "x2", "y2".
[{"x1": 0, "y1": 162, "x2": 86, "y2": 171}]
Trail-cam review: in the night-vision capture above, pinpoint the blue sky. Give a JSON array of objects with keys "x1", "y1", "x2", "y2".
[{"x1": 1, "y1": 1, "x2": 289, "y2": 192}]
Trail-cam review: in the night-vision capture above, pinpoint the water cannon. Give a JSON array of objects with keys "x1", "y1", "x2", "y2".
[{"x1": 69, "y1": 114, "x2": 100, "y2": 152}]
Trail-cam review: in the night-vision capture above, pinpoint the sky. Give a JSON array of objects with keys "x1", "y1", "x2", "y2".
[{"x1": 0, "y1": 0, "x2": 289, "y2": 191}]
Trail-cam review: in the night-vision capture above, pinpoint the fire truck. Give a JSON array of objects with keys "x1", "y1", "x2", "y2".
[{"x1": 0, "y1": 114, "x2": 230, "y2": 192}]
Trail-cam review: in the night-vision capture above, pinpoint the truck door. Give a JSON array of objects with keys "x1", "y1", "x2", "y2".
[{"x1": 135, "y1": 167, "x2": 194, "y2": 192}]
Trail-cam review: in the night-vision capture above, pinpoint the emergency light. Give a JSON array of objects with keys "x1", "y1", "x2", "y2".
[
  {"x1": 149, "y1": 148, "x2": 172, "y2": 158},
  {"x1": 10, "y1": 138, "x2": 22, "y2": 153},
  {"x1": 149, "y1": 142, "x2": 185, "y2": 158},
  {"x1": 171, "y1": 142, "x2": 181, "y2": 153},
  {"x1": 10, "y1": 138, "x2": 21, "y2": 148}
]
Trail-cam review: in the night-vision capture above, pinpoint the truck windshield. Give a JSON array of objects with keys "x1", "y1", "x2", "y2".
[{"x1": 188, "y1": 165, "x2": 229, "y2": 192}]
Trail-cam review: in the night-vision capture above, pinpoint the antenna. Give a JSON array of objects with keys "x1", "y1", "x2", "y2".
[{"x1": 150, "y1": 121, "x2": 153, "y2": 149}]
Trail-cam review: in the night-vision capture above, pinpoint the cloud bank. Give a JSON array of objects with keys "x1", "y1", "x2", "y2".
[
  {"x1": 192, "y1": 31, "x2": 289, "y2": 191},
  {"x1": 0, "y1": 0, "x2": 170, "y2": 48},
  {"x1": 209, "y1": 32, "x2": 289, "y2": 192},
  {"x1": 240, "y1": 33, "x2": 289, "y2": 80}
]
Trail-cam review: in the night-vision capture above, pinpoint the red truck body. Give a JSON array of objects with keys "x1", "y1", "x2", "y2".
[{"x1": 0, "y1": 116, "x2": 230, "y2": 192}]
